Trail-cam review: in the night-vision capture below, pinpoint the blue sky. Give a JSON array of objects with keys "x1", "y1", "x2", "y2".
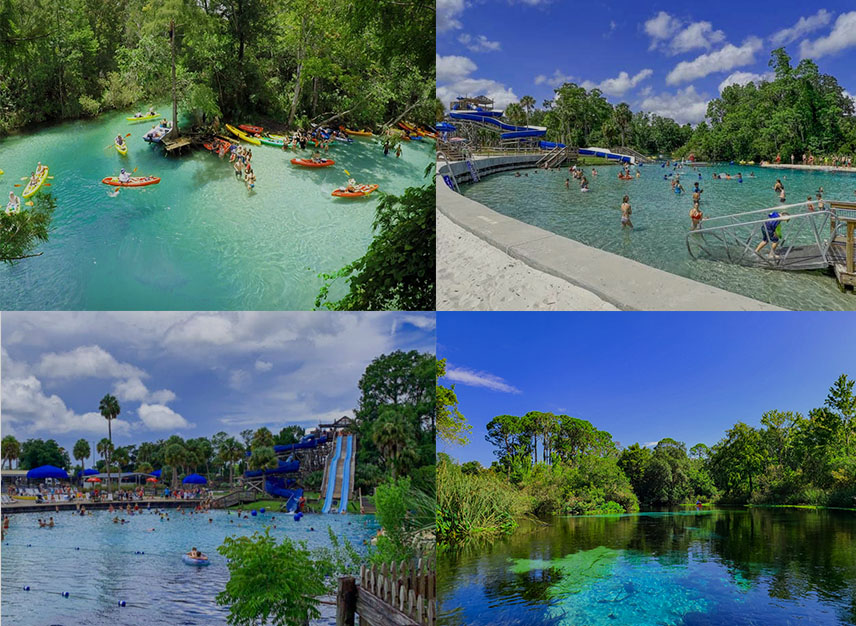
[
  {"x1": 1, "y1": 312, "x2": 435, "y2": 461},
  {"x1": 437, "y1": 2, "x2": 856, "y2": 124},
  {"x1": 437, "y1": 312, "x2": 856, "y2": 466}
]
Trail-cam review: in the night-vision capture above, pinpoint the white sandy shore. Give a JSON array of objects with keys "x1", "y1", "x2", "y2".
[
  {"x1": 761, "y1": 163, "x2": 856, "y2": 174},
  {"x1": 437, "y1": 212, "x2": 619, "y2": 311}
]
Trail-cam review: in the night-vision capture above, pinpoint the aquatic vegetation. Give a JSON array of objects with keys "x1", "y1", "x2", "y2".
[{"x1": 510, "y1": 546, "x2": 621, "y2": 595}]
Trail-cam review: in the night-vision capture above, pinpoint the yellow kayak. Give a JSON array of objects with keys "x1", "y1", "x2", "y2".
[
  {"x1": 225, "y1": 124, "x2": 261, "y2": 146},
  {"x1": 342, "y1": 127, "x2": 373, "y2": 137},
  {"x1": 22, "y1": 166, "x2": 49, "y2": 198},
  {"x1": 127, "y1": 112, "x2": 160, "y2": 123},
  {"x1": 115, "y1": 139, "x2": 128, "y2": 155}
]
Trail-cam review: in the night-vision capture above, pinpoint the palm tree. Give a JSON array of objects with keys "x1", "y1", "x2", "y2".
[
  {"x1": 164, "y1": 443, "x2": 186, "y2": 491},
  {"x1": 1, "y1": 435, "x2": 21, "y2": 469},
  {"x1": 73, "y1": 439, "x2": 90, "y2": 486},
  {"x1": 372, "y1": 410, "x2": 414, "y2": 479},
  {"x1": 251, "y1": 427, "x2": 274, "y2": 451},
  {"x1": 520, "y1": 95, "x2": 536, "y2": 127},
  {"x1": 219, "y1": 437, "x2": 245, "y2": 489},
  {"x1": 613, "y1": 102, "x2": 632, "y2": 148},
  {"x1": 98, "y1": 394, "x2": 121, "y2": 496}
]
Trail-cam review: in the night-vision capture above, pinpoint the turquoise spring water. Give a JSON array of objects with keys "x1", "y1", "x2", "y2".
[
  {"x1": 438, "y1": 508, "x2": 856, "y2": 625},
  {"x1": 461, "y1": 164, "x2": 856, "y2": 310},
  {"x1": 0, "y1": 109, "x2": 433, "y2": 310},
  {"x1": 1, "y1": 509, "x2": 379, "y2": 625}
]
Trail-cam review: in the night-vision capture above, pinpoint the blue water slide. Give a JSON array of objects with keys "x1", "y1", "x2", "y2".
[
  {"x1": 448, "y1": 112, "x2": 546, "y2": 136},
  {"x1": 264, "y1": 476, "x2": 303, "y2": 512},
  {"x1": 337, "y1": 435, "x2": 354, "y2": 514},
  {"x1": 500, "y1": 130, "x2": 547, "y2": 140},
  {"x1": 579, "y1": 147, "x2": 632, "y2": 163},
  {"x1": 539, "y1": 140, "x2": 566, "y2": 149},
  {"x1": 245, "y1": 436, "x2": 328, "y2": 458},
  {"x1": 321, "y1": 436, "x2": 343, "y2": 514},
  {"x1": 243, "y1": 459, "x2": 299, "y2": 479}
]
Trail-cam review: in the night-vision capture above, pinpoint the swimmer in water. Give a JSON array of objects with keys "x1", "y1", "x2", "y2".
[{"x1": 620, "y1": 195, "x2": 633, "y2": 229}]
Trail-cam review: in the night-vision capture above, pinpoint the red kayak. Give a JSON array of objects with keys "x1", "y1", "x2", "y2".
[
  {"x1": 238, "y1": 124, "x2": 263, "y2": 135},
  {"x1": 102, "y1": 176, "x2": 161, "y2": 187},
  {"x1": 290, "y1": 158, "x2": 335, "y2": 168}
]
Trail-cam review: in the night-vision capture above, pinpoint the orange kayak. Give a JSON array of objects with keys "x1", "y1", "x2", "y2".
[
  {"x1": 332, "y1": 184, "x2": 379, "y2": 198},
  {"x1": 291, "y1": 158, "x2": 335, "y2": 168},
  {"x1": 238, "y1": 124, "x2": 263, "y2": 135}
]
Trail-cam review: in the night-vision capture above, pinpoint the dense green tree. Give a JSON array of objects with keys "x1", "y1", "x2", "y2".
[
  {"x1": 0, "y1": 194, "x2": 56, "y2": 263},
  {"x1": 436, "y1": 358, "x2": 471, "y2": 445},
  {"x1": 1, "y1": 435, "x2": 21, "y2": 469},
  {"x1": 273, "y1": 426, "x2": 305, "y2": 446},
  {"x1": 19, "y1": 438, "x2": 69, "y2": 470}
]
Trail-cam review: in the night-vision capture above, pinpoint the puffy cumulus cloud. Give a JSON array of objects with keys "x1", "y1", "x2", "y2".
[
  {"x1": 112, "y1": 376, "x2": 176, "y2": 404},
  {"x1": 770, "y1": 9, "x2": 833, "y2": 47},
  {"x1": 534, "y1": 69, "x2": 574, "y2": 87},
  {"x1": 163, "y1": 314, "x2": 237, "y2": 346},
  {"x1": 444, "y1": 365, "x2": 521, "y2": 393},
  {"x1": 437, "y1": 79, "x2": 518, "y2": 111},
  {"x1": 669, "y1": 21, "x2": 725, "y2": 55},
  {"x1": 391, "y1": 313, "x2": 436, "y2": 334},
  {"x1": 458, "y1": 33, "x2": 501, "y2": 53},
  {"x1": 436, "y1": 54, "x2": 478, "y2": 83},
  {"x1": 437, "y1": 0, "x2": 465, "y2": 32},
  {"x1": 254, "y1": 359, "x2": 273, "y2": 372},
  {"x1": 799, "y1": 11, "x2": 856, "y2": 59},
  {"x1": 2, "y1": 354, "x2": 131, "y2": 436},
  {"x1": 644, "y1": 11, "x2": 681, "y2": 46},
  {"x1": 582, "y1": 69, "x2": 653, "y2": 97},
  {"x1": 666, "y1": 38, "x2": 762, "y2": 85},
  {"x1": 718, "y1": 71, "x2": 773, "y2": 93},
  {"x1": 640, "y1": 86, "x2": 710, "y2": 124},
  {"x1": 137, "y1": 403, "x2": 192, "y2": 430},
  {"x1": 37, "y1": 345, "x2": 146, "y2": 380}
]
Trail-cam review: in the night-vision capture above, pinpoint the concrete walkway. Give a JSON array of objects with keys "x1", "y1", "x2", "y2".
[
  {"x1": 436, "y1": 175, "x2": 784, "y2": 311},
  {"x1": 761, "y1": 163, "x2": 856, "y2": 174}
]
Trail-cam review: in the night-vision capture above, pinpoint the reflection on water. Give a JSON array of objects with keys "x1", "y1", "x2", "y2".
[{"x1": 439, "y1": 508, "x2": 856, "y2": 625}]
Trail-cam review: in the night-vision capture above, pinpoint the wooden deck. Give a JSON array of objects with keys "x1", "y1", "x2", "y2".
[{"x1": 162, "y1": 134, "x2": 192, "y2": 152}]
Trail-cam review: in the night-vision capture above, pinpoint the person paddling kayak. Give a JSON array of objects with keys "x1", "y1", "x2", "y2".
[
  {"x1": 6, "y1": 191, "x2": 21, "y2": 214},
  {"x1": 118, "y1": 168, "x2": 131, "y2": 184}
]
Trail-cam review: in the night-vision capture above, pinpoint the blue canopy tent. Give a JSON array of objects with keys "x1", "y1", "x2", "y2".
[
  {"x1": 27, "y1": 465, "x2": 70, "y2": 480},
  {"x1": 83, "y1": 468, "x2": 99, "y2": 476},
  {"x1": 182, "y1": 473, "x2": 207, "y2": 485},
  {"x1": 150, "y1": 469, "x2": 162, "y2": 478}
]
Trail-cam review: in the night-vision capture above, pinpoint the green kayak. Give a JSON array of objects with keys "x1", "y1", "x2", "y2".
[{"x1": 258, "y1": 135, "x2": 285, "y2": 147}]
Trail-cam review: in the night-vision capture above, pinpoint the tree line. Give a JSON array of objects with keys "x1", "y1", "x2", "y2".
[
  {"x1": 1, "y1": 350, "x2": 436, "y2": 497},
  {"x1": 500, "y1": 49, "x2": 854, "y2": 162},
  {"x1": 437, "y1": 373, "x2": 854, "y2": 543},
  {"x1": 0, "y1": 0, "x2": 435, "y2": 134}
]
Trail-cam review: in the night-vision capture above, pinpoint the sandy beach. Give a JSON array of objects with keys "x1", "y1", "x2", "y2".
[{"x1": 437, "y1": 211, "x2": 619, "y2": 311}]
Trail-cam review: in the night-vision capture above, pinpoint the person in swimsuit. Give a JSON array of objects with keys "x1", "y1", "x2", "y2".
[
  {"x1": 755, "y1": 211, "x2": 788, "y2": 258},
  {"x1": 6, "y1": 191, "x2": 21, "y2": 214},
  {"x1": 690, "y1": 203, "x2": 703, "y2": 230},
  {"x1": 620, "y1": 195, "x2": 633, "y2": 229}
]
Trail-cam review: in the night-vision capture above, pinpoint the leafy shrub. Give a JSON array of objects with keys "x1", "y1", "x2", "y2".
[
  {"x1": 303, "y1": 470, "x2": 323, "y2": 492},
  {"x1": 78, "y1": 95, "x2": 101, "y2": 116}
]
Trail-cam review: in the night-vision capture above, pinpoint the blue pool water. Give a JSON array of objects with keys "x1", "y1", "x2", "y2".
[
  {"x1": 1, "y1": 509, "x2": 379, "y2": 625},
  {"x1": 462, "y1": 164, "x2": 856, "y2": 310},
  {"x1": 438, "y1": 508, "x2": 856, "y2": 625}
]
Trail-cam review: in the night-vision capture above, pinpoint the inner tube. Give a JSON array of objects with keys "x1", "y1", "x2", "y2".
[{"x1": 182, "y1": 554, "x2": 210, "y2": 566}]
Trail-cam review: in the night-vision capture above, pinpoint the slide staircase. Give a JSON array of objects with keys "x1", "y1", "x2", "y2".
[{"x1": 320, "y1": 434, "x2": 357, "y2": 514}]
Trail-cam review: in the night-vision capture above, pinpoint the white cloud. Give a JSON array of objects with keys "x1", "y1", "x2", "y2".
[
  {"x1": 391, "y1": 314, "x2": 436, "y2": 335},
  {"x1": 37, "y1": 345, "x2": 146, "y2": 380},
  {"x1": 112, "y1": 376, "x2": 176, "y2": 405},
  {"x1": 254, "y1": 359, "x2": 273, "y2": 372},
  {"x1": 458, "y1": 33, "x2": 501, "y2": 53},
  {"x1": 535, "y1": 69, "x2": 574, "y2": 87},
  {"x1": 437, "y1": 0, "x2": 465, "y2": 32},
  {"x1": 163, "y1": 314, "x2": 237, "y2": 346},
  {"x1": 582, "y1": 69, "x2": 653, "y2": 97},
  {"x1": 2, "y1": 349, "x2": 132, "y2": 437},
  {"x1": 444, "y1": 365, "x2": 521, "y2": 393},
  {"x1": 437, "y1": 80, "x2": 519, "y2": 112},
  {"x1": 228, "y1": 369, "x2": 250, "y2": 390},
  {"x1": 669, "y1": 21, "x2": 725, "y2": 55},
  {"x1": 436, "y1": 54, "x2": 478, "y2": 84},
  {"x1": 666, "y1": 38, "x2": 762, "y2": 85},
  {"x1": 644, "y1": 11, "x2": 681, "y2": 47},
  {"x1": 640, "y1": 86, "x2": 710, "y2": 124},
  {"x1": 137, "y1": 403, "x2": 192, "y2": 430},
  {"x1": 770, "y1": 9, "x2": 833, "y2": 47},
  {"x1": 718, "y1": 71, "x2": 773, "y2": 93},
  {"x1": 799, "y1": 11, "x2": 856, "y2": 59}
]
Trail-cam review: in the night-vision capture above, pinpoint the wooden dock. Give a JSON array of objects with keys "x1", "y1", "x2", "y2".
[
  {"x1": 162, "y1": 134, "x2": 192, "y2": 153},
  {"x1": 831, "y1": 203, "x2": 856, "y2": 290}
]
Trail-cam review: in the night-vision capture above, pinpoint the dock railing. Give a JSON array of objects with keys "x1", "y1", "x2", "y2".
[
  {"x1": 686, "y1": 200, "x2": 842, "y2": 271},
  {"x1": 336, "y1": 556, "x2": 436, "y2": 626}
]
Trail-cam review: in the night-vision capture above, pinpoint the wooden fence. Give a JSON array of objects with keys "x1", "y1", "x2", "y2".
[{"x1": 337, "y1": 556, "x2": 436, "y2": 626}]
